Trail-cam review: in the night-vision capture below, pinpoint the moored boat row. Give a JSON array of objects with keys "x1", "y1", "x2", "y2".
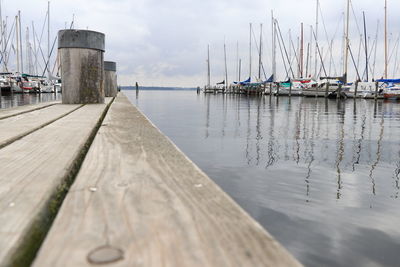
[
  {"x1": 204, "y1": 78, "x2": 400, "y2": 100},
  {"x1": 0, "y1": 72, "x2": 61, "y2": 94}
]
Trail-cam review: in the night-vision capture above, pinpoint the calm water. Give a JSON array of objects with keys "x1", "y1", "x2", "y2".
[
  {"x1": 125, "y1": 90, "x2": 400, "y2": 267},
  {"x1": 0, "y1": 93, "x2": 61, "y2": 109}
]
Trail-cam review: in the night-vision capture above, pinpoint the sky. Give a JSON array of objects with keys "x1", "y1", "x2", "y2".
[{"x1": 2, "y1": 0, "x2": 400, "y2": 87}]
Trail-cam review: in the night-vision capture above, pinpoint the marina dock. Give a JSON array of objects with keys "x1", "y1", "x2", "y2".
[
  {"x1": 0, "y1": 93, "x2": 302, "y2": 266},
  {"x1": 0, "y1": 27, "x2": 303, "y2": 267}
]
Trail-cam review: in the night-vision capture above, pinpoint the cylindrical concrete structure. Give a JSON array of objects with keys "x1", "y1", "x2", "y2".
[
  {"x1": 58, "y1": 29, "x2": 105, "y2": 104},
  {"x1": 104, "y1": 61, "x2": 118, "y2": 97}
]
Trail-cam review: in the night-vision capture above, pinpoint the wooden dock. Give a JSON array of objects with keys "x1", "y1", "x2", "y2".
[{"x1": 0, "y1": 93, "x2": 302, "y2": 267}]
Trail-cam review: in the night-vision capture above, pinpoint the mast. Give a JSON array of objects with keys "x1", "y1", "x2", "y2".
[
  {"x1": 343, "y1": 0, "x2": 350, "y2": 80},
  {"x1": 384, "y1": 0, "x2": 388, "y2": 78},
  {"x1": 236, "y1": 41, "x2": 239, "y2": 81},
  {"x1": 297, "y1": 36, "x2": 300, "y2": 78},
  {"x1": 300, "y1": 23, "x2": 304, "y2": 78},
  {"x1": 356, "y1": 35, "x2": 362, "y2": 72},
  {"x1": 224, "y1": 38, "x2": 228, "y2": 89},
  {"x1": 207, "y1": 44, "x2": 210, "y2": 87},
  {"x1": 271, "y1": 10, "x2": 276, "y2": 82},
  {"x1": 15, "y1": 15, "x2": 20, "y2": 73},
  {"x1": 32, "y1": 21, "x2": 38, "y2": 75},
  {"x1": 249, "y1": 23, "x2": 252, "y2": 80},
  {"x1": 18, "y1": 10, "x2": 23, "y2": 74},
  {"x1": 258, "y1": 23, "x2": 262, "y2": 80},
  {"x1": 314, "y1": 0, "x2": 319, "y2": 78},
  {"x1": 2, "y1": 17, "x2": 6, "y2": 71},
  {"x1": 305, "y1": 42, "x2": 310, "y2": 78},
  {"x1": 309, "y1": 25, "x2": 313, "y2": 78},
  {"x1": 288, "y1": 29, "x2": 292, "y2": 68},
  {"x1": 47, "y1": 1, "x2": 50, "y2": 78},
  {"x1": 239, "y1": 59, "x2": 241, "y2": 81},
  {"x1": 26, "y1": 27, "x2": 30, "y2": 74},
  {"x1": 363, "y1": 12, "x2": 368, "y2": 81},
  {"x1": 0, "y1": 0, "x2": 4, "y2": 72}
]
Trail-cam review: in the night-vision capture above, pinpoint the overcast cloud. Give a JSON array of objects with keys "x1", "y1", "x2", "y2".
[{"x1": 3, "y1": 0, "x2": 400, "y2": 86}]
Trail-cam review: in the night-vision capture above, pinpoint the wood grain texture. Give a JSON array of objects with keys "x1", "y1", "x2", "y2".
[
  {"x1": 104, "y1": 70, "x2": 117, "y2": 97},
  {"x1": 0, "y1": 101, "x2": 59, "y2": 120},
  {"x1": 0, "y1": 101, "x2": 111, "y2": 267},
  {"x1": 60, "y1": 48, "x2": 104, "y2": 104},
  {"x1": 33, "y1": 93, "x2": 302, "y2": 267},
  {"x1": 0, "y1": 104, "x2": 81, "y2": 148}
]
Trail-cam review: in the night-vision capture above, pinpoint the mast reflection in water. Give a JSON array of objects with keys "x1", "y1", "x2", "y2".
[{"x1": 126, "y1": 90, "x2": 400, "y2": 267}]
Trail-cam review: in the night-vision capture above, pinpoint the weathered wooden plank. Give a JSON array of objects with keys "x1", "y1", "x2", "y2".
[
  {"x1": 0, "y1": 101, "x2": 60, "y2": 120},
  {"x1": 0, "y1": 100, "x2": 112, "y2": 267},
  {"x1": 33, "y1": 93, "x2": 302, "y2": 267},
  {"x1": 0, "y1": 104, "x2": 81, "y2": 149}
]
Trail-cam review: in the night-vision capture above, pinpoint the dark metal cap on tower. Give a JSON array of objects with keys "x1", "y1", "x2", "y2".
[
  {"x1": 104, "y1": 61, "x2": 117, "y2": 71},
  {"x1": 58, "y1": 29, "x2": 105, "y2": 52}
]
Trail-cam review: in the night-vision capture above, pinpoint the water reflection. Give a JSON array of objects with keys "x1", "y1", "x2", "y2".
[
  {"x1": 125, "y1": 90, "x2": 400, "y2": 267},
  {"x1": 0, "y1": 92, "x2": 61, "y2": 109},
  {"x1": 335, "y1": 105, "x2": 345, "y2": 199},
  {"x1": 205, "y1": 94, "x2": 210, "y2": 139}
]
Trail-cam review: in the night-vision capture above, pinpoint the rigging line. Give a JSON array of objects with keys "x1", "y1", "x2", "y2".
[
  {"x1": 31, "y1": 23, "x2": 42, "y2": 75},
  {"x1": 367, "y1": 37, "x2": 376, "y2": 67},
  {"x1": 261, "y1": 22, "x2": 272, "y2": 72},
  {"x1": 317, "y1": 44, "x2": 336, "y2": 78},
  {"x1": 364, "y1": 38, "x2": 377, "y2": 79},
  {"x1": 317, "y1": 46, "x2": 330, "y2": 78},
  {"x1": 367, "y1": 38, "x2": 376, "y2": 63},
  {"x1": 318, "y1": 1, "x2": 337, "y2": 76},
  {"x1": 5, "y1": 22, "x2": 16, "y2": 70},
  {"x1": 356, "y1": 35, "x2": 362, "y2": 74},
  {"x1": 387, "y1": 34, "x2": 400, "y2": 68},
  {"x1": 0, "y1": 20, "x2": 9, "y2": 68},
  {"x1": 392, "y1": 35, "x2": 400, "y2": 77},
  {"x1": 33, "y1": 10, "x2": 48, "y2": 71},
  {"x1": 367, "y1": 24, "x2": 377, "y2": 62},
  {"x1": 33, "y1": 29, "x2": 49, "y2": 71},
  {"x1": 288, "y1": 51, "x2": 298, "y2": 77},
  {"x1": 348, "y1": 42, "x2": 361, "y2": 80},
  {"x1": 276, "y1": 20, "x2": 295, "y2": 78},
  {"x1": 372, "y1": 20, "x2": 379, "y2": 79},
  {"x1": 312, "y1": 27, "x2": 327, "y2": 77},
  {"x1": 329, "y1": 14, "x2": 344, "y2": 76},
  {"x1": 55, "y1": 17, "x2": 75, "y2": 75},
  {"x1": 256, "y1": 59, "x2": 268, "y2": 81},
  {"x1": 49, "y1": 37, "x2": 59, "y2": 75},
  {"x1": 0, "y1": 23, "x2": 7, "y2": 55},
  {"x1": 380, "y1": 33, "x2": 400, "y2": 78},
  {"x1": 1, "y1": 19, "x2": 17, "y2": 71},
  {"x1": 276, "y1": 28, "x2": 289, "y2": 79},
  {"x1": 0, "y1": 18, "x2": 16, "y2": 71},
  {"x1": 396, "y1": 64, "x2": 400, "y2": 82},
  {"x1": 359, "y1": 38, "x2": 375, "y2": 81},
  {"x1": 350, "y1": 0, "x2": 366, "y2": 53},
  {"x1": 250, "y1": 25, "x2": 267, "y2": 80},
  {"x1": 289, "y1": 35, "x2": 300, "y2": 77}
]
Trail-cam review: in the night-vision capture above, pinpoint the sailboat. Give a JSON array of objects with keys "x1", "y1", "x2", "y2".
[
  {"x1": 376, "y1": 79, "x2": 400, "y2": 99},
  {"x1": 302, "y1": 75, "x2": 345, "y2": 97},
  {"x1": 378, "y1": 0, "x2": 400, "y2": 99}
]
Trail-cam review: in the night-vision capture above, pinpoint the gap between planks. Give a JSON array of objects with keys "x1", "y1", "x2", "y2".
[
  {"x1": 0, "y1": 104, "x2": 83, "y2": 149},
  {"x1": 0, "y1": 101, "x2": 60, "y2": 121},
  {"x1": 0, "y1": 98, "x2": 113, "y2": 267}
]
